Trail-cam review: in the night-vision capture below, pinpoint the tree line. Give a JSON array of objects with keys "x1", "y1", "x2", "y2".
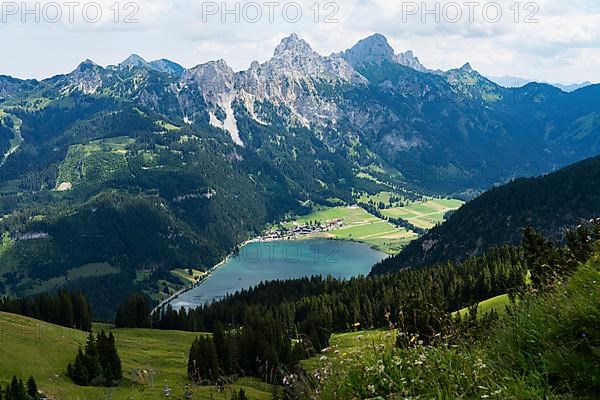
[
  {"x1": 115, "y1": 293, "x2": 151, "y2": 328},
  {"x1": 187, "y1": 312, "x2": 309, "y2": 384},
  {"x1": 0, "y1": 289, "x2": 92, "y2": 331}
]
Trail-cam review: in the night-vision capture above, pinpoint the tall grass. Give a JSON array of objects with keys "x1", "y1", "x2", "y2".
[{"x1": 313, "y1": 257, "x2": 600, "y2": 399}]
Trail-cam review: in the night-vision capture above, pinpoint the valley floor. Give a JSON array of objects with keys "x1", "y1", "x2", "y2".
[{"x1": 278, "y1": 198, "x2": 463, "y2": 255}]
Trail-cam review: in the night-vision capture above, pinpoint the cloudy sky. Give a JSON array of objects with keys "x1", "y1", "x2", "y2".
[{"x1": 1, "y1": 0, "x2": 598, "y2": 84}]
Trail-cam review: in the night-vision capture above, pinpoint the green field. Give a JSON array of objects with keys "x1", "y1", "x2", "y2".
[
  {"x1": 170, "y1": 268, "x2": 206, "y2": 284},
  {"x1": 453, "y1": 294, "x2": 511, "y2": 318},
  {"x1": 0, "y1": 312, "x2": 273, "y2": 399},
  {"x1": 383, "y1": 198, "x2": 464, "y2": 229},
  {"x1": 26, "y1": 263, "x2": 121, "y2": 295},
  {"x1": 287, "y1": 206, "x2": 379, "y2": 226},
  {"x1": 56, "y1": 137, "x2": 135, "y2": 189},
  {"x1": 357, "y1": 191, "x2": 401, "y2": 207},
  {"x1": 288, "y1": 206, "x2": 417, "y2": 254},
  {"x1": 156, "y1": 120, "x2": 182, "y2": 131}
]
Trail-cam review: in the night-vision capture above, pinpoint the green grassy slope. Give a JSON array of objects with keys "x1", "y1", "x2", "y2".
[
  {"x1": 0, "y1": 313, "x2": 273, "y2": 399},
  {"x1": 311, "y1": 255, "x2": 600, "y2": 399},
  {"x1": 453, "y1": 294, "x2": 510, "y2": 318}
]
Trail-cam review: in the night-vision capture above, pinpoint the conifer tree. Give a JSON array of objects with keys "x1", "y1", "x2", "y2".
[
  {"x1": 58, "y1": 290, "x2": 74, "y2": 328},
  {"x1": 25, "y1": 377, "x2": 38, "y2": 400},
  {"x1": 7, "y1": 377, "x2": 27, "y2": 400},
  {"x1": 107, "y1": 332, "x2": 122, "y2": 384},
  {"x1": 66, "y1": 330, "x2": 122, "y2": 387}
]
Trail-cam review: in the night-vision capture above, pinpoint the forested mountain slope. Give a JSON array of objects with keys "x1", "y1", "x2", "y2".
[{"x1": 372, "y1": 155, "x2": 600, "y2": 274}]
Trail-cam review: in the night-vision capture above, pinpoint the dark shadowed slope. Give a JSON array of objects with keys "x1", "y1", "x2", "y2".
[{"x1": 372, "y1": 155, "x2": 600, "y2": 274}]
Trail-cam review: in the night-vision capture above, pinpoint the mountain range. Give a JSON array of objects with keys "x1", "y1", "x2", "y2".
[
  {"x1": 487, "y1": 75, "x2": 593, "y2": 92},
  {"x1": 3, "y1": 33, "x2": 600, "y2": 192},
  {"x1": 1, "y1": 32, "x2": 600, "y2": 317}
]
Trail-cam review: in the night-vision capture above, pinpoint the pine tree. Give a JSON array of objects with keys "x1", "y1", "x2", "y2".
[
  {"x1": 213, "y1": 323, "x2": 231, "y2": 373},
  {"x1": 71, "y1": 348, "x2": 90, "y2": 386},
  {"x1": 96, "y1": 331, "x2": 113, "y2": 384},
  {"x1": 107, "y1": 332, "x2": 122, "y2": 384},
  {"x1": 58, "y1": 290, "x2": 74, "y2": 328},
  {"x1": 71, "y1": 292, "x2": 92, "y2": 331},
  {"x1": 83, "y1": 333, "x2": 101, "y2": 380},
  {"x1": 7, "y1": 377, "x2": 27, "y2": 400},
  {"x1": 26, "y1": 377, "x2": 38, "y2": 400},
  {"x1": 204, "y1": 337, "x2": 220, "y2": 381}
]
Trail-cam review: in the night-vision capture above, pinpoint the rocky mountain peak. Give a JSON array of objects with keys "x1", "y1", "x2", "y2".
[
  {"x1": 396, "y1": 50, "x2": 429, "y2": 72},
  {"x1": 183, "y1": 59, "x2": 236, "y2": 94},
  {"x1": 273, "y1": 33, "x2": 315, "y2": 57},
  {"x1": 342, "y1": 33, "x2": 396, "y2": 67},
  {"x1": 120, "y1": 54, "x2": 149, "y2": 68},
  {"x1": 76, "y1": 59, "x2": 100, "y2": 70},
  {"x1": 118, "y1": 55, "x2": 184, "y2": 76},
  {"x1": 67, "y1": 59, "x2": 104, "y2": 94},
  {"x1": 460, "y1": 62, "x2": 474, "y2": 72},
  {"x1": 150, "y1": 59, "x2": 185, "y2": 76}
]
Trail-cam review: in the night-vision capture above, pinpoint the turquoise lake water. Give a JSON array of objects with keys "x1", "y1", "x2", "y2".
[{"x1": 170, "y1": 239, "x2": 386, "y2": 309}]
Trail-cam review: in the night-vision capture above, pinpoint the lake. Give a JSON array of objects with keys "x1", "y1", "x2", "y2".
[{"x1": 169, "y1": 239, "x2": 386, "y2": 309}]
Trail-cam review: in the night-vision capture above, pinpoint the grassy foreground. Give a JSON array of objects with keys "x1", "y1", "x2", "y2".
[
  {"x1": 307, "y1": 256, "x2": 600, "y2": 399},
  {"x1": 0, "y1": 313, "x2": 273, "y2": 399}
]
